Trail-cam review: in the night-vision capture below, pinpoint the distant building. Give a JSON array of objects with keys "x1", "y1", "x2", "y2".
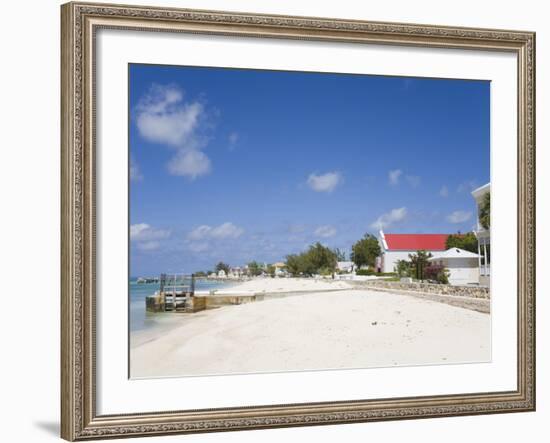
[
  {"x1": 272, "y1": 262, "x2": 287, "y2": 277},
  {"x1": 217, "y1": 269, "x2": 226, "y2": 278},
  {"x1": 472, "y1": 183, "x2": 490, "y2": 287},
  {"x1": 428, "y1": 247, "x2": 480, "y2": 285},
  {"x1": 377, "y1": 231, "x2": 451, "y2": 273},
  {"x1": 229, "y1": 266, "x2": 243, "y2": 278},
  {"x1": 337, "y1": 261, "x2": 354, "y2": 273}
]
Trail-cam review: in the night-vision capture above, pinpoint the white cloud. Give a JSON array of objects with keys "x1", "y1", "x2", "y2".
[
  {"x1": 130, "y1": 223, "x2": 170, "y2": 241},
  {"x1": 135, "y1": 84, "x2": 211, "y2": 180},
  {"x1": 370, "y1": 207, "x2": 407, "y2": 230},
  {"x1": 288, "y1": 224, "x2": 306, "y2": 234},
  {"x1": 130, "y1": 156, "x2": 143, "y2": 181},
  {"x1": 388, "y1": 169, "x2": 403, "y2": 186},
  {"x1": 389, "y1": 170, "x2": 420, "y2": 188},
  {"x1": 439, "y1": 185, "x2": 449, "y2": 197},
  {"x1": 187, "y1": 222, "x2": 244, "y2": 241},
  {"x1": 187, "y1": 225, "x2": 213, "y2": 241},
  {"x1": 307, "y1": 172, "x2": 342, "y2": 193},
  {"x1": 314, "y1": 225, "x2": 337, "y2": 238},
  {"x1": 130, "y1": 223, "x2": 170, "y2": 252},
  {"x1": 167, "y1": 149, "x2": 211, "y2": 179},
  {"x1": 187, "y1": 242, "x2": 210, "y2": 253},
  {"x1": 136, "y1": 241, "x2": 161, "y2": 251},
  {"x1": 405, "y1": 175, "x2": 421, "y2": 188},
  {"x1": 446, "y1": 210, "x2": 472, "y2": 224}
]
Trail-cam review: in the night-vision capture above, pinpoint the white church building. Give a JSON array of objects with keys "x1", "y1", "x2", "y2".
[{"x1": 376, "y1": 231, "x2": 450, "y2": 274}]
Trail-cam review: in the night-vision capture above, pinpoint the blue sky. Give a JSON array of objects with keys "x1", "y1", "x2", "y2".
[{"x1": 129, "y1": 64, "x2": 490, "y2": 276}]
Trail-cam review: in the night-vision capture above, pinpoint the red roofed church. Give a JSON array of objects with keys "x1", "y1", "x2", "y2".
[{"x1": 376, "y1": 230, "x2": 450, "y2": 273}]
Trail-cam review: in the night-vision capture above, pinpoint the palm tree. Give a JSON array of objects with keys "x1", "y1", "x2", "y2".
[{"x1": 479, "y1": 192, "x2": 490, "y2": 230}]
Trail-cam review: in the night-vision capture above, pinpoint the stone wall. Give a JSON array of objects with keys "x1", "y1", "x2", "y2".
[
  {"x1": 201, "y1": 294, "x2": 257, "y2": 308},
  {"x1": 359, "y1": 280, "x2": 490, "y2": 299}
]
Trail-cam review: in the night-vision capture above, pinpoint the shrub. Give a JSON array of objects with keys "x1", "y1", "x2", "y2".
[
  {"x1": 355, "y1": 269, "x2": 375, "y2": 276},
  {"x1": 424, "y1": 264, "x2": 449, "y2": 284},
  {"x1": 356, "y1": 269, "x2": 396, "y2": 277},
  {"x1": 408, "y1": 250, "x2": 433, "y2": 280}
]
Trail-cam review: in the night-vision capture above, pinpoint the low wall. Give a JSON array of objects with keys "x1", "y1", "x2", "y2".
[
  {"x1": 186, "y1": 296, "x2": 207, "y2": 313},
  {"x1": 145, "y1": 295, "x2": 164, "y2": 312},
  {"x1": 359, "y1": 280, "x2": 490, "y2": 299},
  {"x1": 198, "y1": 294, "x2": 257, "y2": 308}
]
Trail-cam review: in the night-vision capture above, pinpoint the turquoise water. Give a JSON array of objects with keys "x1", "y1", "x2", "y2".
[{"x1": 129, "y1": 278, "x2": 235, "y2": 332}]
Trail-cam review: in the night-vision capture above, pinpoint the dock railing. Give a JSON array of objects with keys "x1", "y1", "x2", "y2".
[{"x1": 156, "y1": 273, "x2": 196, "y2": 312}]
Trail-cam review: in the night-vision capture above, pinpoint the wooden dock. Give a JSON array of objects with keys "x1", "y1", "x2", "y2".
[{"x1": 145, "y1": 274, "x2": 206, "y2": 313}]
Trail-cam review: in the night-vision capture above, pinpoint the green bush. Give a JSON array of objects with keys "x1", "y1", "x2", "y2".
[
  {"x1": 424, "y1": 264, "x2": 449, "y2": 284},
  {"x1": 394, "y1": 259, "x2": 411, "y2": 278}
]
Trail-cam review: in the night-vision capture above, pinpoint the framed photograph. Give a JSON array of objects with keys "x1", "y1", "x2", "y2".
[{"x1": 61, "y1": 1, "x2": 536, "y2": 440}]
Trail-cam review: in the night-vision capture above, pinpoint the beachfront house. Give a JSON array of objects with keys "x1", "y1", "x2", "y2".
[
  {"x1": 228, "y1": 266, "x2": 243, "y2": 278},
  {"x1": 377, "y1": 230, "x2": 451, "y2": 273},
  {"x1": 472, "y1": 183, "x2": 490, "y2": 287},
  {"x1": 272, "y1": 262, "x2": 288, "y2": 277},
  {"x1": 428, "y1": 248, "x2": 480, "y2": 285}
]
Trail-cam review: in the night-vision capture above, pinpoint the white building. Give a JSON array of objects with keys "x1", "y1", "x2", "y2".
[
  {"x1": 337, "y1": 261, "x2": 354, "y2": 273},
  {"x1": 377, "y1": 230, "x2": 450, "y2": 273},
  {"x1": 428, "y1": 247, "x2": 480, "y2": 286},
  {"x1": 272, "y1": 262, "x2": 288, "y2": 277},
  {"x1": 228, "y1": 266, "x2": 243, "y2": 278},
  {"x1": 471, "y1": 183, "x2": 490, "y2": 286}
]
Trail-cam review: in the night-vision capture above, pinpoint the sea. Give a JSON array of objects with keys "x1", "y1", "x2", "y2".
[{"x1": 129, "y1": 278, "x2": 235, "y2": 333}]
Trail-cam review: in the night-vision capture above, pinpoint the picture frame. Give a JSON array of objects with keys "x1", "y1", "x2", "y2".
[{"x1": 61, "y1": 1, "x2": 536, "y2": 440}]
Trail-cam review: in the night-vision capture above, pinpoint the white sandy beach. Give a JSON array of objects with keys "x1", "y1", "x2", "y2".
[
  {"x1": 131, "y1": 285, "x2": 491, "y2": 378},
  {"x1": 197, "y1": 277, "x2": 354, "y2": 294}
]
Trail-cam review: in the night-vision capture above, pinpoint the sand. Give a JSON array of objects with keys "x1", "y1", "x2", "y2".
[
  {"x1": 130, "y1": 288, "x2": 491, "y2": 378},
  {"x1": 197, "y1": 277, "x2": 354, "y2": 294}
]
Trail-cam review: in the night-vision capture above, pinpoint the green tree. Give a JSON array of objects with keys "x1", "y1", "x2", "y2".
[
  {"x1": 394, "y1": 259, "x2": 411, "y2": 278},
  {"x1": 215, "y1": 262, "x2": 230, "y2": 274},
  {"x1": 446, "y1": 231, "x2": 478, "y2": 253},
  {"x1": 247, "y1": 261, "x2": 263, "y2": 276},
  {"x1": 351, "y1": 233, "x2": 381, "y2": 269},
  {"x1": 408, "y1": 250, "x2": 432, "y2": 280},
  {"x1": 285, "y1": 242, "x2": 337, "y2": 276},
  {"x1": 307, "y1": 242, "x2": 338, "y2": 273},
  {"x1": 334, "y1": 248, "x2": 347, "y2": 261},
  {"x1": 266, "y1": 264, "x2": 276, "y2": 277},
  {"x1": 285, "y1": 254, "x2": 302, "y2": 276},
  {"x1": 479, "y1": 192, "x2": 490, "y2": 229}
]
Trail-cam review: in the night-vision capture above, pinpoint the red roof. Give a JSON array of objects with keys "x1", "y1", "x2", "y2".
[{"x1": 383, "y1": 233, "x2": 449, "y2": 251}]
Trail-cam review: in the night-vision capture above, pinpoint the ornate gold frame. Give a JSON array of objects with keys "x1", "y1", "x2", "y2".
[{"x1": 61, "y1": 2, "x2": 536, "y2": 440}]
